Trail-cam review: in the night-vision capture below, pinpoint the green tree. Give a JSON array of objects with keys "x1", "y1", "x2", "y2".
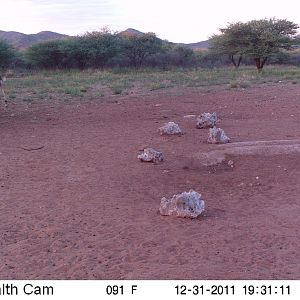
[
  {"x1": 210, "y1": 19, "x2": 299, "y2": 70},
  {"x1": 244, "y1": 19, "x2": 299, "y2": 70},
  {"x1": 59, "y1": 37, "x2": 93, "y2": 69},
  {"x1": 210, "y1": 22, "x2": 247, "y2": 68},
  {"x1": 25, "y1": 30, "x2": 122, "y2": 69},
  {"x1": 0, "y1": 39, "x2": 16, "y2": 70},
  {"x1": 122, "y1": 33, "x2": 163, "y2": 67},
  {"x1": 26, "y1": 40, "x2": 65, "y2": 69},
  {"x1": 80, "y1": 31, "x2": 121, "y2": 68}
]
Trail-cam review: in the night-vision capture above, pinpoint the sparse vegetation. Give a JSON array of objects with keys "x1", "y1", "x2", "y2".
[
  {"x1": 229, "y1": 79, "x2": 251, "y2": 89},
  {"x1": 1, "y1": 21, "x2": 299, "y2": 103},
  {"x1": 0, "y1": 21, "x2": 300, "y2": 73},
  {"x1": 3, "y1": 20, "x2": 300, "y2": 75},
  {"x1": 3, "y1": 66, "x2": 300, "y2": 103}
]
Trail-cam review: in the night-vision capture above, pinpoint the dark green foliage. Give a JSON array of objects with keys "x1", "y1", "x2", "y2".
[
  {"x1": 12, "y1": 23, "x2": 300, "y2": 71},
  {"x1": 25, "y1": 31, "x2": 165, "y2": 69},
  {"x1": 210, "y1": 22, "x2": 246, "y2": 67},
  {"x1": 165, "y1": 46, "x2": 196, "y2": 67},
  {"x1": 210, "y1": 18, "x2": 299, "y2": 70},
  {"x1": 25, "y1": 40, "x2": 65, "y2": 69},
  {"x1": 288, "y1": 50, "x2": 300, "y2": 66},
  {"x1": 144, "y1": 45, "x2": 196, "y2": 68},
  {"x1": 0, "y1": 39, "x2": 16, "y2": 70},
  {"x1": 195, "y1": 50, "x2": 231, "y2": 68},
  {"x1": 121, "y1": 33, "x2": 164, "y2": 67},
  {"x1": 71, "y1": 32, "x2": 121, "y2": 68},
  {"x1": 26, "y1": 31, "x2": 121, "y2": 69},
  {"x1": 10, "y1": 51, "x2": 26, "y2": 69},
  {"x1": 245, "y1": 19, "x2": 299, "y2": 70}
]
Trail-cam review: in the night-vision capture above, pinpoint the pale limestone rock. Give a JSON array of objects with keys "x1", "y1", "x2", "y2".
[
  {"x1": 158, "y1": 122, "x2": 182, "y2": 135},
  {"x1": 196, "y1": 112, "x2": 217, "y2": 129},
  {"x1": 159, "y1": 190, "x2": 205, "y2": 218},
  {"x1": 208, "y1": 127, "x2": 230, "y2": 144},
  {"x1": 138, "y1": 148, "x2": 164, "y2": 163}
]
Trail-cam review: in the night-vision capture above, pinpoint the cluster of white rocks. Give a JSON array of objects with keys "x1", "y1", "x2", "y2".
[
  {"x1": 196, "y1": 112, "x2": 230, "y2": 144},
  {"x1": 136, "y1": 111, "x2": 231, "y2": 219}
]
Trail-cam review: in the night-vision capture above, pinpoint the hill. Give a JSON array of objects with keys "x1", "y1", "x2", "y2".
[
  {"x1": 118, "y1": 28, "x2": 145, "y2": 38},
  {"x1": 119, "y1": 28, "x2": 209, "y2": 49},
  {"x1": 0, "y1": 30, "x2": 69, "y2": 49},
  {"x1": 180, "y1": 40, "x2": 210, "y2": 50},
  {"x1": 0, "y1": 28, "x2": 210, "y2": 50}
]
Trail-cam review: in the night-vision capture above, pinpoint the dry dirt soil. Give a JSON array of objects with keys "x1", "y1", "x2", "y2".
[{"x1": 0, "y1": 83, "x2": 299, "y2": 279}]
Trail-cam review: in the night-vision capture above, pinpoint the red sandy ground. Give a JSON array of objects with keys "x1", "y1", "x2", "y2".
[{"x1": 0, "y1": 83, "x2": 299, "y2": 279}]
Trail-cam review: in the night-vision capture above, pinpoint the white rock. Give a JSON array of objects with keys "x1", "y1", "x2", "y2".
[
  {"x1": 138, "y1": 148, "x2": 164, "y2": 163},
  {"x1": 158, "y1": 122, "x2": 182, "y2": 135},
  {"x1": 208, "y1": 127, "x2": 230, "y2": 144},
  {"x1": 196, "y1": 112, "x2": 217, "y2": 129},
  {"x1": 159, "y1": 190, "x2": 205, "y2": 218}
]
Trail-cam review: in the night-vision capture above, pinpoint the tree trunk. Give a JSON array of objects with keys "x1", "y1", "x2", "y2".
[
  {"x1": 254, "y1": 58, "x2": 262, "y2": 71},
  {"x1": 261, "y1": 57, "x2": 268, "y2": 69},
  {"x1": 230, "y1": 55, "x2": 237, "y2": 67},
  {"x1": 254, "y1": 57, "x2": 268, "y2": 71},
  {"x1": 230, "y1": 54, "x2": 242, "y2": 68},
  {"x1": 237, "y1": 55, "x2": 242, "y2": 67}
]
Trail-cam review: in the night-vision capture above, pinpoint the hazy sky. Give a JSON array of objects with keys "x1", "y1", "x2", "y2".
[{"x1": 1, "y1": 0, "x2": 299, "y2": 43}]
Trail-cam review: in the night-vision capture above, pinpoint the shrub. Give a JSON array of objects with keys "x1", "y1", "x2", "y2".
[
  {"x1": 25, "y1": 40, "x2": 66, "y2": 69},
  {"x1": 0, "y1": 39, "x2": 17, "y2": 70}
]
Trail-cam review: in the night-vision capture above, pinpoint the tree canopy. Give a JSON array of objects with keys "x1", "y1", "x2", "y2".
[
  {"x1": 122, "y1": 33, "x2": 164, "y2": 67},
  {"x1": 0, "y1": 39, "x2": 16, "y2": 70},
  {"x1": 25, "y1": 31, "x2": 166, "y2": 69},
  {"x1": 210, "y1": 18, "x2": 299, "y2": 70}
]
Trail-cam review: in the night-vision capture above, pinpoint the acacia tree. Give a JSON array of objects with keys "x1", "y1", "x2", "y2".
[
  {"x1": 79, "y1": 31, "x2": 121, "y2": 68},
  {"x1": 244, "y1": 19, "x2": 299, "y2": 70},
  {"x1": 210, "y1": 22, "x2": 247, "y2": 68},
  {"x1": 210, "y1": 18, "x2": 299, "y2": 70},
  {"x1": 122, "y1": 33, "x2": 163, "y2": 67}
]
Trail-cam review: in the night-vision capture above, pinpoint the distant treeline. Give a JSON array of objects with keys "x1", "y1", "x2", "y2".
[{"x1": 1, "y1": 30, "x2": 300, "y2": 71}]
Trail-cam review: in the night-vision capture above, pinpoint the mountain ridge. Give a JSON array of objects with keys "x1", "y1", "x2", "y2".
[
  {"x1": 0, "y1": 28, "x2": 209, "y2": 50},
  {"x1": 0, "y1": 30, "x2": 69, "y2": 49}
]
